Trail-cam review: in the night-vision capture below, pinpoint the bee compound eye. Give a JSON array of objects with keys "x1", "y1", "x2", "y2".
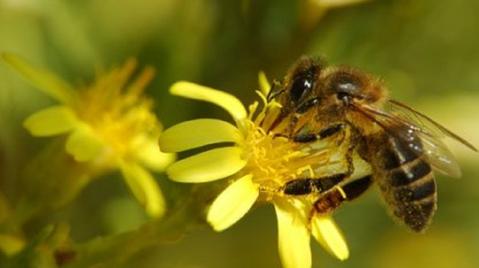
[{"x1": 290, "y1": 75, "x2": 313, "y2": 103}]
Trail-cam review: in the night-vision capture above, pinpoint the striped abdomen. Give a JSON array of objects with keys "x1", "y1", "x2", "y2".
[{"x1": 368, "y1": 129, "x2": 437, "y2": 232}]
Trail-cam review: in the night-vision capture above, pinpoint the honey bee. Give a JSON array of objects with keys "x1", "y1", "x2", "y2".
[{"x1": 268, "y1": 56, "x2": 477, "y2": 232}]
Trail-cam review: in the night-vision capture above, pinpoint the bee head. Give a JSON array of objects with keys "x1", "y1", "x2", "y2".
[
  {"x1": 288, "y1": 64, "x2": 317, "y2": 104},
  {"x1": 271, "y1": 58, "x2": 386, "y2": 119},
  {"x1": 273, "y1": 57, "x2": 323, "y2": 108}
]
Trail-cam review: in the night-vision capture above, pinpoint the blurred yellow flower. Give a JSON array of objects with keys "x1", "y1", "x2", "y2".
[
  {"x1": 159, "y1": 74, "x2": 356, "y2": 268},
  {"x1": 300, "y1": 0, "x2": 370, "y2": 30},
  {"x1": 313, "y1": 0, "x2": 370, "y2": 8},
  {"x1": 2, "y1": 53, "x2": 175, "y2": 218},
  {"x1": 0, "y1": 234, "x2": 25, "y2": 256}
]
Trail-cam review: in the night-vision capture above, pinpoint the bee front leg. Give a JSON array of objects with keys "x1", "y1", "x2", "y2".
[
  {"x1": 296, "y1": 97, "x2": 320, "y2": 114},
  {"x1": 284, "y1": 97, "x2": 322, "y2": 138}
]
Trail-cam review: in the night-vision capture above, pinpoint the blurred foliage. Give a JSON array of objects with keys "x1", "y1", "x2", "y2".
[{"x1": 0, "y1": 0, "x2": 478, "y2": 267}]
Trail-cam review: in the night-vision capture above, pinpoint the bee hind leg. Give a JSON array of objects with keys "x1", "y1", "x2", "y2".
[
  {"x1": 341, "y1": 175, "x2": 373, "y2": 200},
  {"x1": 310, "y1": 175, "x2": 373, "y2": 219}
]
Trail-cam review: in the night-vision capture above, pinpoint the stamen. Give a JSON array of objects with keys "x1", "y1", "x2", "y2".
[
  {"x1": 238, "y1": 97, "x2": 333, "y2": 196},
  {"x1": 126, "y1": 67, "x2": 155, "y2": 98}
]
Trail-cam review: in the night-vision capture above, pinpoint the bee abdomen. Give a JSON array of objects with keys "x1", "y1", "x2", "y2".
[
  {"x1": 394, "y1": 190, "x2": 437, "y2": 232},
  {"x1": 390, "y1": 159, "x2": 432, "y2": 186},
  {"x1": 371, "y1": 129, "x2": 438, "y2": 232},
  {"x1": 394, "y1": 174, "x2": 436, "y2": 204},
  {"x1": 379, "y1": 133, "x2": 422, "y2": 169},
  {"x1": 389, "y1": 159, "x2": 436, "y2": 202},
  {"x1": 389, "y1": 159, "x2": 437, "y2": 232}
]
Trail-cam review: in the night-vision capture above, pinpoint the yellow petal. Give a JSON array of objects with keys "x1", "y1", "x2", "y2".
[
  {"x1": 120, "y1": 162, "x2": 166, "y2": 218},
  {"x1": 207, "y1": 174, "x2": 259, "y2": 231},
  {"x1": 159, "y1": 119, "x2": 241, "y2": 153},
  {"x1": 170, "y1": 81, "x2": 247, "y2": 121},
  {"x1": 134, "y1": 136, "x2": 176, "y2": 172},
  {"x1": 274, "y1": 199, "x2": 312, "y2": 268},
  {"x1": 23, "y1": 105, "x2": 79, "y2": 136},
  {"x1": 258, "y1": 71, "x2": 271, "y2": 95},
  {"x1": 311, "y1": 216, "x2": 349, "y2": 260},
  {"x1": 2, "y1": 53, "x2": 77, "y2": 104},
  {"x1": 167, "y1": 147, "x2": 246, "y2": 183},
  {"x1": 65, "y1": 125, "x2": 103, "y2": 162}
]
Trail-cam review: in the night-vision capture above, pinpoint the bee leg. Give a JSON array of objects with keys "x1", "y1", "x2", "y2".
[
  {"x1": 292, "y1": 132, "x2": 318, "y2": 143},
  {"x1": 310, "y1": 188, "x2": 345, "y2": 217},
  {"x1": 282, "y1": 178, "x2": 315, "y2": 195},
  {"x1": 293, "y1": 123, "x2": 345, "y2": 143},
  {"x1": 319, "y1": 123, "x2": 345, "y2": 139},
  {"x1": 258, "y1": 185, "x2": 282, "y2": 195},
  {"x1": 344, "y1": 144, "x2": 356, "y2": 176},
  {"x1": 310, "y1": 175, "x2": 373, "y2": 217},
  {"x1": 296, "y1": 97, "x2": 320, "y2": 114},
  {"x1": 341, "y1": 175, "x2": 373, "y2": 200},
  {"x1": 283, "y1": 173, "x2": 346, "y2": 195},
  {"x1": 287, "y1": 113, "x2": 300, "y2": 138},
  {"x1": 342, "y1": 125, "x2": 363, "y2": 177},
  {"x1": 284, "y1": 97, "x2": 322, "y2": 137}
]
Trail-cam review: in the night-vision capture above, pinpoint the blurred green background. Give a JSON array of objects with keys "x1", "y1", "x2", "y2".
[{"x1": 1, "y1": 0, "x2": 478, "y2": 267}]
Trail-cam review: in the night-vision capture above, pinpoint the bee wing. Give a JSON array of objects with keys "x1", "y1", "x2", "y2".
[
  {"x1": 355, "y1": 103, "x2": 469, "y2": 178},
  {"x1": 414, "y1": 128, "x2": 462, "y2": 177},
  {"x1": 388, "y1": 100, "x2": 477, "y2": 151}
]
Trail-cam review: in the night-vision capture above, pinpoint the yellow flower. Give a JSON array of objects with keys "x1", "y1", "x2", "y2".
[
  {"x1": 160, "y1": 74, "x2": 372, "y2": 267},
  {"x1": 313, "y1": 0, "x2": 370, "y2": 8},
  {"x1": 2, "y1": 53, "x2": 175, "y2": 218}
]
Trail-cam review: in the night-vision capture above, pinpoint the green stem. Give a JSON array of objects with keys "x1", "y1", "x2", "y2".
[
  {"x1": 13, "y1": 141, "x2": 92, "y2": 226},
  {"x1": 64, "y1": 186, "x2": 207, "y2": 268}
]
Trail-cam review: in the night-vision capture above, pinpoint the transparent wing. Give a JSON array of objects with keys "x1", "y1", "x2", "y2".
[
  {"x1": 354, "y1": 103, "x2": 469, "y2": 178},
  {"x1": 388, "y1": 100, "x2": 477, "y2": 151},
  {"x1": 419, "y1": 132, "x2": 462, "y2": 177}
]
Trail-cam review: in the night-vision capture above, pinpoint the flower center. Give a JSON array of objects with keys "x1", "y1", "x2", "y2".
[
  {"x1": 241, "y1": 120, "x2": 302, "y2": 188},
  {"x1": 238, "y1": 100, "x2": 332, "y2": 194},
  {"x1": 74, "y1": 61, "x2": 160, "y2": 159}
]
